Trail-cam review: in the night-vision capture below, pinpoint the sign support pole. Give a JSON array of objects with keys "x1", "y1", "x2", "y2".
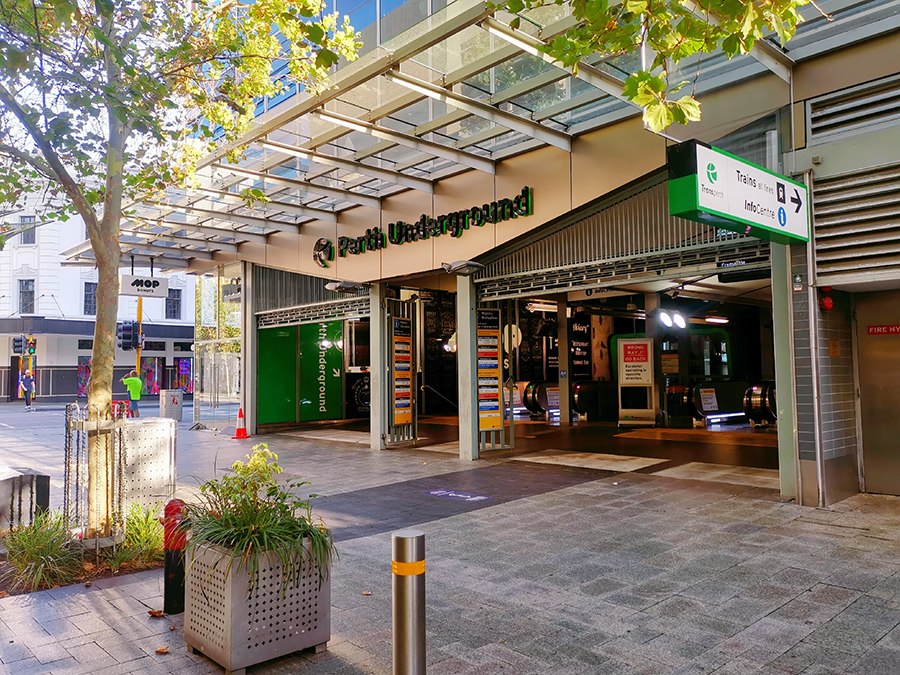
[
  {"x1": 457, "y1": 275, "x2": 479, "y2": 461},
  {"x1": 136, "y1": 296, "x2": 143, "y2": 372}
]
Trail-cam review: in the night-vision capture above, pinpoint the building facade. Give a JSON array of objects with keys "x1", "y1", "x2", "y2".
[
  {"x1": 1, "y1": 214, "x2": 196, "y2": 402},
  {"x1": 62, "y1": 0, "x2": 900, "y2": 507}
]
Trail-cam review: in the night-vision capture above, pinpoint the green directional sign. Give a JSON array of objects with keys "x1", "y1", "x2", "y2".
[{"x1": 668, "y1": 140, "x2": 809, "y2": 244}]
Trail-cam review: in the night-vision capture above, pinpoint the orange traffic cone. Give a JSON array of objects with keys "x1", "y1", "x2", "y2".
[{"x1": 232, "y1": 408, "x2": 250, "y2": 439}]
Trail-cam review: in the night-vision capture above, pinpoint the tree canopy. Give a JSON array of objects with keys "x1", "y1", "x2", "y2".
[
  {"x1": 0, "y1": 0, "x2": 359, "y2": 537},
  {"x1": 497, "y1": 0, "x2": 817, "y2": 131}
]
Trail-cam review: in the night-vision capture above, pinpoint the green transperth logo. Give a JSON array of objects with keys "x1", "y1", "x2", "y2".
[{"x1": 706, "y1": 162, "x2": 717, "y2": 183}]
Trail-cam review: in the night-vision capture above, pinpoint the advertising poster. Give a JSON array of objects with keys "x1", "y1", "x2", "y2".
[
  {"x1": 393, "y1": 317, "x2": 413, "y2": 425},
  {"x1": 570, "y1": 314, "x2": 592, "y2": 380},
  {"x1": 173, "y1": 357, "x2": 193, "y2": 393},
  {"x1": 298, "y1": 321, "x2": 343, "y2": 421},
  {"x1": 477, "y1": 309, "x2": 502, "y2": 431}
]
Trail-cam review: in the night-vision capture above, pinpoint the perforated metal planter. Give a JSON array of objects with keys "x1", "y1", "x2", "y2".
[{"x1": 184, "y1": 543, "x2": 330, "y2": 675}]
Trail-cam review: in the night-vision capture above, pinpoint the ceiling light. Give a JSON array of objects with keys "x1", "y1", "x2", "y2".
[
  {"x1": 526, "y1": 301, "x2": 557, "y2": 313},
  {"x1": 673, "y1": 312, "x2": 687, "y2": 329},
  {"x1": 705, "y1": 315, "x2": 730, "y2": 324},
  {"x1": 659, "y1": 310, "x2": 673, "y2": 327}
]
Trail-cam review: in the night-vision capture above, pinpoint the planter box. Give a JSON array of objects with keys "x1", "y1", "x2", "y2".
[{"x1": 184, "y1": 543, "x2": 330, "y2": 675}]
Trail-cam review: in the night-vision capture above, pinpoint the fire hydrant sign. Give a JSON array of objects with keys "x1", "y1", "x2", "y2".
[
  {"x1": 120, "y1": 274, "x2": 169, "y2": 298},
  {"x1": 620, "y1": 342, "x2": 652, "y2": 385},
  {"x1": 668, "y1": 139, "x2": 809, "y2": 244}
]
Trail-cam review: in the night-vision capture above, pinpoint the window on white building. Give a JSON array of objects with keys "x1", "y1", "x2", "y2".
[
  {"x1": 84, "y1": 282, "x2": 98, "y2": 316},
  {"x1": 20, "y1": 216, "x2": 35, "y2": 245},
  {"x1": 165, "y1": 288, "x2": 181, "y2": 320},
  {"x1": 19, "y1": 279, "x2": 35, "y2": 314}
]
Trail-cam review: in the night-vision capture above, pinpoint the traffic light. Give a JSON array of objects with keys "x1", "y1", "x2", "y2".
[
  {"x1": 27, "y1": 337, "x2": 36, "y2": 355},
  {"x1": 12, "y1": 336, "x2": 25, "y2": 354},
  {"x1": 116, "y1": 321, "x2": 135, "y2": 351}
]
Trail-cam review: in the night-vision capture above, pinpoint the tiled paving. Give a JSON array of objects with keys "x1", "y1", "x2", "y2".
[{"x1": 4, "y1": 413, "x2": 900, "y2": 673}]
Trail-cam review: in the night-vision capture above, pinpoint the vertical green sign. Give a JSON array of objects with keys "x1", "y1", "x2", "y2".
[{"x1": 298, "y1": 321, "x2": 344, "y2": 421}]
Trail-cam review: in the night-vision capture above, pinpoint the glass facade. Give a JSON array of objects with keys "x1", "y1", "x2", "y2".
[{"x1": 194, "y1": 263, "x2": 243, "y2": 430}]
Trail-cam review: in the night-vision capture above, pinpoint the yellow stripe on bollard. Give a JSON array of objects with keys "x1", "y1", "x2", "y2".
[{"x1": 392, "y1": 559, "x2": 425, "y2": 576}]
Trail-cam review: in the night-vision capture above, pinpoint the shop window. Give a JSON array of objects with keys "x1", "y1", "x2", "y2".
[
  {"x1": 78, "y1": 339, "x2": 93, "y2": 350},
  {"x1": 174, "y1": 341, "x2": 193, "y2": 352},
  {"x1": 84, "y1": 282, "x2": 98, "y2": 316},
  {"x1": 143, "y1": 341, "x2": 166, "y2": 352}
]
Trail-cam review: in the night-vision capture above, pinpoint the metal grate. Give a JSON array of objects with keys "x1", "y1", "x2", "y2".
[
  {"x1": 808, "y1": 73, "x2": 900, "y2": 145},
  {"x1": 256, "y1": 296, "x2": 371, "y2": 328},
  {"x1": 477, "y1": 179, "x2": 747, "y2": 287},
  {"x1": 478, "y1": 240, "x2": 768, "y2": 301},
  {"x1": 813, "y1": 161, "x2": 900, "y2": 284}
]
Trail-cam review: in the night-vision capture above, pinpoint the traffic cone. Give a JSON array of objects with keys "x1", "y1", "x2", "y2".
[{"x1": 232, "y1": 408, "x2": 250, "y2": 439}]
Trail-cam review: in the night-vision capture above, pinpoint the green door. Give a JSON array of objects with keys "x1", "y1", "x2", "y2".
[{"x1": 258, "y1": 326, "x2": 298, "y2": 424}]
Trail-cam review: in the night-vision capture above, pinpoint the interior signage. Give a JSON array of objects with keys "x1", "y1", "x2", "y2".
[
  {"x1": 313, "y1": 187, "x2": 532, "y2": 267},
  {"x1": 476, "y1": 309, "x2": 502, "y2": 431},
  {"x1": 868, "y1": 325, "x2": 900, "y2": 335},
  {"x1": 120, "y1": 274, "x2": 169, "y2": 298},
  {"x1": 667, "y1": 139, "x2": 809, "y2": 244}
]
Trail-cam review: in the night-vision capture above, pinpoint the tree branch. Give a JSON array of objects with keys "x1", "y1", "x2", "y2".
[
  {"x1": 0, "y1": 143, "x2": 53, "y2": 177},
  {"x1": 0, "y1": 83, "x2": 101, "y2": 234}
]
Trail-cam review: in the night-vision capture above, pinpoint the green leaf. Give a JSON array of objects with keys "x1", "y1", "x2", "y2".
[
  {"x1": 643, "y1": 101, "x2": 674, "y2": 132},
  {"x1": 673, "y1": 95, "x2": 702, "y2": 123}
]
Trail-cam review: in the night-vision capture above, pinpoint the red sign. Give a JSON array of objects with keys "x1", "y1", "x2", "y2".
[
  {"x1": 623, "y1": 344, "x2": 649, "y2": 362},
  {"x1": 868, "y1": 325, "x2": 900, "y2": 335}
]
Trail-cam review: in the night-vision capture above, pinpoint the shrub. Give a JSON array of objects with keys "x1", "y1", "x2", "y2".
[
  {"x1": 123, "y1": 502, "x2": 164, "y2": 564},
  {"x1": 183, "y1": 443, "x2": 335, "y2": 591},
  {"x1": 2, "y1": 511, "x2": 83, "y2": 592}
]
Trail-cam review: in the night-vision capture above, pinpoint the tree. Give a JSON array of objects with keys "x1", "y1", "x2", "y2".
[
  {"x1": 497, "y1": 0, "x2": 821, "y2": 131},
  {"x1": 0, "y1": 0, "x2": 359, "y2": 537}
]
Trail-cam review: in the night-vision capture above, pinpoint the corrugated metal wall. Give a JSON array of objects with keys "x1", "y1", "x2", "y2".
[
  {"x1": 813, "y1": 162, "x2": 900, "y2": 284},
  {"x1": 252, "y1": 266, "x2": 347, "y2": 313}
]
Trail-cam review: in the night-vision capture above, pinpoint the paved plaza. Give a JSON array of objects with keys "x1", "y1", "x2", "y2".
[{"x1": 2, "y1": 406, "x2": 900, "y2": 673}]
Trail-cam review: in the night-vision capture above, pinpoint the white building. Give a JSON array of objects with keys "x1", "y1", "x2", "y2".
[{"x1": 1, "y1": 213, "x2": 195, "y2": 402}]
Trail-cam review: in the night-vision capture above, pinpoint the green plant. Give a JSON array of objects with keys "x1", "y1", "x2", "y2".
[
  {"x1": 2, "y1": 511, "x2": 83, "y2": 592},
  {"x1": 124, "y1": 503, "x2": 165, "y2": 564},
  {"x1": 183, "y1": 443, "x2": 335, "y2": 591},
  {"x1": 102, "y1": 503, "x2": 165, "y2": 573}
]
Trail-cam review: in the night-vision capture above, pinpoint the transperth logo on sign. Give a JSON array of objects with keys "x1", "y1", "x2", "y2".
[{"x1": 706, "y1": 162, "x2": 718, "y2": 183}]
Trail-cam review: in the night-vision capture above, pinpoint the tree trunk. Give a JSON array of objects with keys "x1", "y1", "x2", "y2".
[{"x1": 86, "y1": 228, "x2": 121, "y2": 538}]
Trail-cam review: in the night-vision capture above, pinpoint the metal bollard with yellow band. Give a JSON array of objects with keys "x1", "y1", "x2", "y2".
[
  {"x1": 391, "y1": 559, "x2": 425, "y2": 576},
  {"x1": 392, "y1": 529, "x2": 425, "y2": 675}
]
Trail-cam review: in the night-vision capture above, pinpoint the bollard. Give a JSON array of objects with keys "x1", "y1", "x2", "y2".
[
  {"x1": 392, "y1": 529, "x2": 425, "y2": 675},
  {"x1": 163, "y1": 499, "x2": 187, "y2": 614}
]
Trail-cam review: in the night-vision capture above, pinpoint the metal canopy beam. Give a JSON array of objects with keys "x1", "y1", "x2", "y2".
[
  {"x1": 65, "y1": 254, "x2": 192, "y2": 269},
  {"x1": 212, "y1": 164, "x2": 382, "y2": 209},
  {"x1": 304, "y1": 15, "x2": 578, "y2": 151},
  {"x1": 121, "y1": 241, "x2": 214, "y2": 260},
  {"x1": 480, "y1": 17, "x2": 632, "y2": 105},
  {"x1": 156, "y1": 204, "x2": 302, "y2": 232},
  {"x1": 122, "y1": 230, "x2": 240, "y2": 252},
  {"x1": 384, "y1": 69, "x2": 572, "y2": 152},
  {"x1": 680, "y1": 0, "x2": 793, "y2": 82},
  {"x1": 203, "y1": 0, "x2": 493, "y2": 167},
  {"x1": 130, "y1": 218, "x2": 269, "y2": 243},
  {"x1": 190, "y1": 186, "x2": 339, "y2": 223},
  {"x1": 258, "y1": 139, "x2": 435, "y2": 193},
  {"x1": 314, "y1": 110, "x2": 495, "y2": 174}
]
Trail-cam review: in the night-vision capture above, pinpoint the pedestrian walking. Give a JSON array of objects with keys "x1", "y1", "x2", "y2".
[
  {"x1": 120, "y1": 370, "x2": 143, "y2": 418},
  {"x1": 20, "y1": 369, "x2": 35, "y2": 411}
]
